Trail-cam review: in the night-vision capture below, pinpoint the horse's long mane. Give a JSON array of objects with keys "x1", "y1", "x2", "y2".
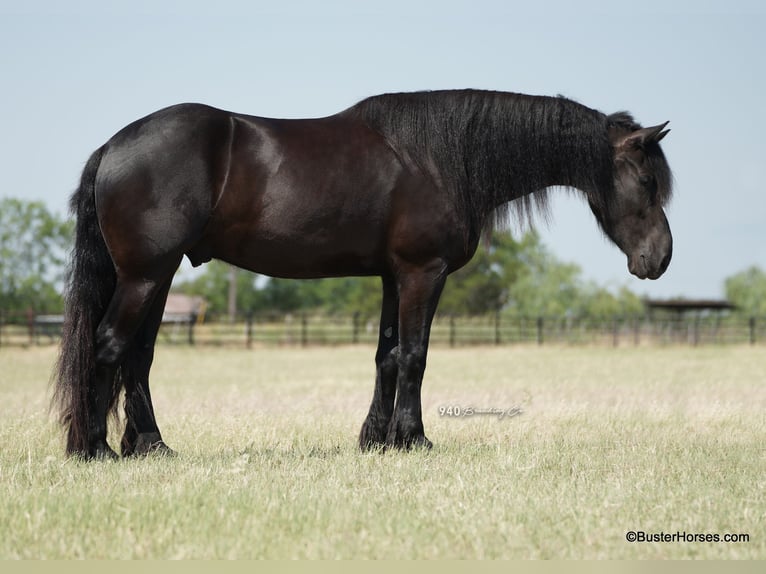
[{"x1": 348, "y1": 89, "x2": 671, "y2": 235}]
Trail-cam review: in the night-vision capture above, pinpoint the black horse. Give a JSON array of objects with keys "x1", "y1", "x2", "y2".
[{"x1": 53, "y1": 89, "x2": 673, "y2": 459}]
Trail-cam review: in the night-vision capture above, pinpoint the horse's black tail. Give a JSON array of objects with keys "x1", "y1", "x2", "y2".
[{"x1": 53, "y1": 146, "x2": 121, "y2": 455}]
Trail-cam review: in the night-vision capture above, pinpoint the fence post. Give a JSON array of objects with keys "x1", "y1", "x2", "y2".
[
  {"x1": 449, "y1": 315, "x2": 456, "y2": 347},
  {"x1": 301, "y1": 313, "x2": 308, "y2": 347},
  {"x1": 536, "y1": 316, "x2": 544, "y2": 346},
  {"x1": 693, "y1": 315, "x2": 700, "y2": 346},
  {"x1": 26, "y1": 309, "x2": 35, "y2": 346},
  {"x1": 187, "y1": 314, "x2": 195, "y2": 346},
  {"x1": 352, "y1": 312, "x2": 360, "y2": 344},
  {"x1": 494, "y1": 310, "x2": 501, "y2": 345},
  {"x1": 246, "y1": 313, "x2": 254, "y2": 349},
  {"x1": 750, "y1": 317, "x2": 756, "y2": 345}
]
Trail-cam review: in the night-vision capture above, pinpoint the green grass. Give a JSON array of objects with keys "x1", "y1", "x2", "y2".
[{"x1": 1, "y1": 345, "x2": 764, "y2": 558}]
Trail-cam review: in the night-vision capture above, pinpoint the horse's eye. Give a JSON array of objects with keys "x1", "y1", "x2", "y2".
[{"x1": 639, "y1": 174, "x2": 653, "y2": 187}]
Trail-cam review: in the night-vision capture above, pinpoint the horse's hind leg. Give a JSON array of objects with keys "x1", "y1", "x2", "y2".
[
  {"x1": 90, "y1": 260, "x2": 181, "y2": 458},
  {"x1": 119, "y1": 275, "x2": 176, "y2": 457},
  {"x1": 359, "y1": 275, "x2": 399, "y2": 450},
  {"x1": 81, "y1": 361, "x2": 120, "y2": 459}
]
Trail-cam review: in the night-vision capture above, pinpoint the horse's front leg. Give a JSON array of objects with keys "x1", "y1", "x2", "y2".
[
  {"x1": 386, "y1": 261, "x2": 446, "y2": 449},
  {"x1": 359, "y1": 275, "x2": 399, "y2": 450}
]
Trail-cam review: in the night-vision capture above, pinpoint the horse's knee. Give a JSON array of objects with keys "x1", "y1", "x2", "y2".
[
  {"x1": 376, "y1": 345, "x2": 399, "y2": 375},
  {"x1": 398, "y1": 346, "x2": 426, "y2": 379}
]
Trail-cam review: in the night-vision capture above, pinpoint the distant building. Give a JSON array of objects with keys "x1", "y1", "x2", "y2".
[
  {"x1": 163, "y1": 294, "x2": 207, "y2": 324},
  {"x1": 644, "y1": 298, "x2": 737, "y2": 345}
]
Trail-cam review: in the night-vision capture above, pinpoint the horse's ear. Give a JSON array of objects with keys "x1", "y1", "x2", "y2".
[
  {"x1": 655, "y1": 127, "x2": 670, "y2": 142},
  {"x1": 618, "y1": 122, "x2": 670, "y2": 150}
]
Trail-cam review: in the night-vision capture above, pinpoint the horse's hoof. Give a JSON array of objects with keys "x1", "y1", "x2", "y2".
[
  {"x1": 385, "y1": 428, "x2": 433, "y2": 451},
  {"x1": 136, "y1": 439, "x2": 176, "y2": 457},
  {"x1": 146, "y1": 441, "x2": 177, "y2": 457},
  {"x1": 124, "y1": 433, "x2": 176, "y2": 457},
  {"x1": 94, "y1": 446, "x2": 119, "y2": 460},
  {"x1": 359, "y1": 438, "x2": 387, "y2": 452},
  {"x1": 68, "y1": 442, "x2": 118, "y2": 461},
  {"x1": 359, "y1": 419, "x2": 388, "y2": 451},
  {"x1": 412, "y1": 435, "x2": 433, "y2": 450}
]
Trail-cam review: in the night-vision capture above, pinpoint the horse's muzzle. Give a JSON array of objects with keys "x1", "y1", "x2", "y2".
[{"x1": 628, "y1": 251, "x2": 671, "y2": 280}]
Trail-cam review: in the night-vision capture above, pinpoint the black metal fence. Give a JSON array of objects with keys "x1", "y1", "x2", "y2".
[{"x1": 2, "y1": 310, "x2": 764, "y2": 348}]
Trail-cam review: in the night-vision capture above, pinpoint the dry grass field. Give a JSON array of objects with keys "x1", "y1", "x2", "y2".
[{"x1": 1, "y1": 344, "x2": 764, "y2": 559}]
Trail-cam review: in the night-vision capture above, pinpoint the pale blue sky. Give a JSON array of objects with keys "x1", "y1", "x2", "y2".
[{"x1": 1, "y1": 0, "x2": 764, "y2": 300}]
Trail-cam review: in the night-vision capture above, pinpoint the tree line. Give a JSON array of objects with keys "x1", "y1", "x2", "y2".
[{"x1": 2, "y1": 197, "x2": 766, "y2": 319}]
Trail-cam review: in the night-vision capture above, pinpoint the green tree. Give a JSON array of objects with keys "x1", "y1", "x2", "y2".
[
  {"x1": 0, "y1": 198, "x2": 73, "y2": 314},
  {"x1": 173, "y1": 262, "x2": 380, "y2": 317},
  {"x1": 174, "y1": 261, "x2": 264, "y2": 316},
  {"x1": 439, "y1": 232, "x2": 526, "y2": 315},
  {"x1": 257, "y1": 278, "x2": 322, "y2": 314},
  {"x1": 579, "y1": 285, "x2": 644, "y2": 318},
  {"x1": 725, "y1": 266, "x2": 766, "y2": 316},
  {"x1": 502, "y1": 230, "x2": 582, "y2": 317},
  {"x1": 306, "y1": 276, "x2": 381, "y2": 319}
]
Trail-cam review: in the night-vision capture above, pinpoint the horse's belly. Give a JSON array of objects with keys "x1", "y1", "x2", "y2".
[{"x1": 205, "y1": 222, "x2": 386, "y2": 279}]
